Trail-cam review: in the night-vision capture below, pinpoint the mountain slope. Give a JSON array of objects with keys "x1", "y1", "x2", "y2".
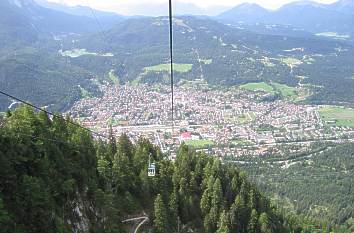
[
  {"x1": 217, "y1": 0, "x2": 354, "y2": 36},
  {"x1": 66, "y1": 16, "x2": 354, "y2": 105},
  {"x1": 0, "y1": 105, "x2": 311, "y2": 232},
  {"x1": 34, "y1": 0, "x2": 124, "y2": 29},
  {"x1": 330, "y1": 0, "x2": 354, "y2": 15},
  {"x1": 217, "y1": 3, "x2": 270, "y2": 24},
  {"x1": 0, "y1": 0, "x2": 40, "y2": 49},
  {"x1": 1, "y1": 14, "x2": 354, "y2": 111},
  {"x1": 1, "y1": 0, "x2": 122, "y2": 37},
  {"x1": 0, "y1": 0, "x2": 120, "y2": 111},
  {"x1": 0, "y1": 50, "x2": 99, "y2": 111},
  {"x1": 35, "y1": 0, "x2": 119, "y2": 18}
]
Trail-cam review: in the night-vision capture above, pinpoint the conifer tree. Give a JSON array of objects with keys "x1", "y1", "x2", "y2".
[
  {"x1": 108, "y1": 124, "x2": 117, "y2": 155},
  {"x1": 154, "y1": 194, "x2": 168, "y2": 233},
  {"x1": 259, "y1": 212, "x2": 272, "y2": 233},
  {"x1": 217, "y1": 211, "x2": 230, "y2": 233},
  {"x1": 248, "y1": 209, "x2": 259, "y2": 233}
]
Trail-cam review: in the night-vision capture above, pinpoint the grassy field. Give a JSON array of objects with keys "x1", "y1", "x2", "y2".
[
  {"x1": 241, "y1": 82, "x2": 303, "y2": 101},
  {"x1": 145, "y1": 63, "x2": 193, "y2": 73},
  {"x1": 200, "y1": 59, "x2": 212, "y2": 65},
  {"x1": 235, "y1": 112, "x2": 256, "y2": 124},
  {"x1": 185, "y1": 139, "x2": 215, "y2": 149},
  {"x1": 280, "y1": 57, "x2": 302, "y2": 67},
  {"x1": 231, "y1": 139, "x2": 254, "y2": 146},
  {"x1": 78, "y1": 86, "x2": 92, "y2": 98},
  {"x1": 108, "y1": 70, "x2": 119, "y2": 85},
  {"x1": 108, "y1": 118, "x2": 124, "y2": 126},
  {"x1": 260, "y1": 57, "x2": 276, "y2": 67},
  {"x1": 272, "y1": 83, "x2": 297, "y2": 98},
  {"x1": 240, "y1": 82, "x2": 275, "y2": 93},
  {"x1": 315, "y1": 32, "x2": 351, "y2": 39},
  {"x1": 318, "y1": 106, "x2": 354, "y2": 127},
  {"x1": 60, "y1": 49, "x2": 113, "y2": 58}
]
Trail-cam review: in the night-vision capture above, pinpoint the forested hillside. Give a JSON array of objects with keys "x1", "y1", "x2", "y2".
[
  {"x1": 56, "y1": 16, "x2": 354, "y2": 106},
  {"x1": 232, "y1": 142, "x2": 354, "y2": 232},
  {"x1": 2, "y1": 8, "x2": 354, "y2": 111},
  {"x1": 0, "y1": 106, "x2": 308, "y2": 233}
]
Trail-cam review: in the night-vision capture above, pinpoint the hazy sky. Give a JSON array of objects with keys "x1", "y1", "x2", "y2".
[{"x1": 46, "y1": 0, "x2": 339, "y2": 15}]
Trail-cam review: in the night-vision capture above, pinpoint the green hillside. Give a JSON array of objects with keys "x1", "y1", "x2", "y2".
[
  {"x1": 2, "y1": 13, "x2": 354, "y2": 110},
  {"x1": 231, "y1": 142, "x2": 354, "y2": 232},
  {"x1": 71, "y1": 16, "x2": 354, "y2": 106},
  {"x1": 0, "y1": 106, "x2": 308, "y2": 233},
  {"x1": 0, "y1": 50, "x2": 99, "y2": 111}
]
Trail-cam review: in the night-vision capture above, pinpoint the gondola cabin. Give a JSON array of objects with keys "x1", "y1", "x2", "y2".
[{"x1": 148, "y1": 163, "x2": 156, "y2": 177}]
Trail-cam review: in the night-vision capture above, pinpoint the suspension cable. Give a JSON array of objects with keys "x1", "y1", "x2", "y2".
[
  {"x1": 0, "y1": 90, "x2": 108, "y2": 139},
  {"x1": 169, "y1": 0, "x2": 175, "y2": 133}
]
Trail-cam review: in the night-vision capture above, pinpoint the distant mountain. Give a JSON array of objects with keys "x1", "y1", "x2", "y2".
[
  {"x1": 1, "y1": 4, "x2": 354, "y2": 111},
  {"x1": 119, "y1": 1, "x2": 226, "y2": 16},
  {"x1": 330, "y1": 0, "x2": 354, "y2": 15},
  {"x1": 128, "y1": 2, "x2": 206, "y2": 16},
  {"x1": 65, "y1": 16, "x2": 354, "y2": 106},
  {"x1": 34, "y1": 0, "x2": 121, "y2": 18},
  {"x1": 217, "y1": 3, "x2": 270, "y2": 24},
  {"x1": 0, "y1": 0, "x2": 110, "y2": 111},
  {"x1": 0, "y1": 0, "x2": 122, "y2": 38},
  {"x1": 217, "y1": 0, "x2": 354, "y2": 37},
  {"x1": 0, "y1": 0, "x2": 40, "y2": 48}
]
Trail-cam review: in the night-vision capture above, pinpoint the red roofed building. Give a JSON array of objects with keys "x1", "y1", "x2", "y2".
[{"x1": 180, "y1": 132, "x2": 192, "y2": 141}]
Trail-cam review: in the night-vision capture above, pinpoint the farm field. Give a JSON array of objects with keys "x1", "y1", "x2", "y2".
[
  {"x1": 78, "y1": 86, "x2": 92, "y2": 98},
  {"x1": 185, "y1": 139, "x2": 215, "y2": 149},
  {"x1": 108, "y1": 70, "x2": 119, "y2": 85},
  {"x1": 59, "y1": 49, "x2": 114, "y2": 58},
  {"x1": 241, "y1": 82, "x2": 305, "y2": 101},
  {"x1": 144, "y1": 63, "x2": 193, "y2": 73},
  {"x1": 240, "y1": 82, "x2": 275, "y2": 93},
  {"x1": 280, "y1": 57, "x2": 302, "y2": 67},
  {"x1": 272, "y1": 83, "x2": 297, "y2": 98},
  {"x1": 200, "y1": 59, "x2": 213, "y2": 65},
  {"x1": 318, "y1": 106, "x2": 354, "y2": 127}
]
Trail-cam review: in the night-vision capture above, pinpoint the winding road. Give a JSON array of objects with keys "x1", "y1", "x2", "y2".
[{"x1": 122, "y1": 216, "x2": 149, "y2": 233}]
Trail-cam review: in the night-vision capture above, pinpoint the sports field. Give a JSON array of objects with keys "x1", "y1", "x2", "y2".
[
  {"x1": 318, "y1": 106, "x2": 354, "y2": 127},
  {"x1": 185, "y1": 139, "x2": 215, "y2": 149}
]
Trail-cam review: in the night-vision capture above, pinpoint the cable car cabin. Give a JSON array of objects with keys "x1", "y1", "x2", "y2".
[{"x1": 148, "y1": 163, "x2": 156, "y2": 177}]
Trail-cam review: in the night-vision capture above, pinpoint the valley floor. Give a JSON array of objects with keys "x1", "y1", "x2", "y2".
[{"x1": 69, "y1": 81, "x2": 354, "y2": 159}]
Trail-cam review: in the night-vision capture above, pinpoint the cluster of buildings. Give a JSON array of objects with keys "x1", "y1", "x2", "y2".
[{"x1": 70, "y1": 81, "x2": 354, "y2": 158}]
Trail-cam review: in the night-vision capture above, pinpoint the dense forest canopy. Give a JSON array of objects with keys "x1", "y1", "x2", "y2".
[
  {"x1": 0, "y1": 105, "x2": 325, "y2": 233},
  {"x1": 234, "y1": 142, "x2": 354, "y2": 232}
]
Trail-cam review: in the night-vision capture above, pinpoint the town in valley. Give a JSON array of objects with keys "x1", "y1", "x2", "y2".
[{"x1": 70, "y1": 80, "x2": 354, "y2": 159}]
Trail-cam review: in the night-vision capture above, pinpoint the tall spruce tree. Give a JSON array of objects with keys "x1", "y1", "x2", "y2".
[{"x1": 154, "y1": 194, "x2": 169, "y2": 233}]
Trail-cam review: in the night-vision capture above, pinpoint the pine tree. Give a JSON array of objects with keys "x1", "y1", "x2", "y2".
[
  {"x1": 169, "y1": 190, "x2": 179, "y2": 229},
  {"x1": 217, "y1": 211, "x2": 230, "y2": 233},
  {"x1": 154, "y1": 194, "x2": 168, "y2": 233},
  {"x1": 108, "y1": 124, "x2": 117, "y2": 155},
  {"x1": 248, "y1": 209, "x2": 259, "y2": 233},
  {"x1": 211, "y1": 178, "x2": 223, "y2": 223},
  {"x1": 259, "y1": 212, "x2": 272, "y2": 233},
  {"x1": 0, "y1": 197, "x2": 10, "y2": 231},
  {"x1": 229, "y1": 195, "x2": 246, "y2": 233}
]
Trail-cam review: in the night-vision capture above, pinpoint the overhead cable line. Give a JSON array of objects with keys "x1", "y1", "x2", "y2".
[
  {"x1": 0, "y1": 90, "x2": 108, "y2": 139},
  {"x1": 86, "y1": 1, "x2": 107, "y2": 45},
  {"x1": 169, "y1": 0, "x2": 175, "y2": 132}
]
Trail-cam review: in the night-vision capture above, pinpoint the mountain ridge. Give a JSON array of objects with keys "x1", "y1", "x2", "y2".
[{"x1": 217, "y1": 0, "x2": 354, "y2": 36}]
